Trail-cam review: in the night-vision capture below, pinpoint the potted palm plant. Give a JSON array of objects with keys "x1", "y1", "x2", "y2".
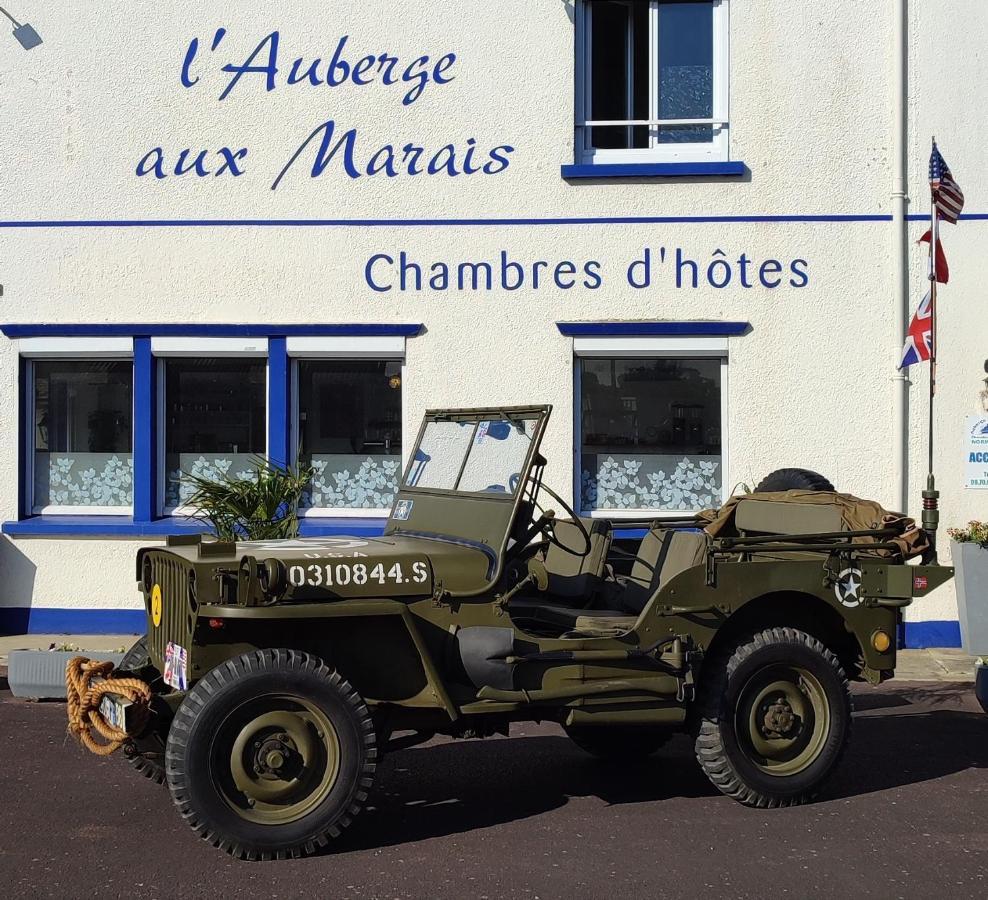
[{"x1": 184, "y1": 456, "x2": 314, "y2": 540}]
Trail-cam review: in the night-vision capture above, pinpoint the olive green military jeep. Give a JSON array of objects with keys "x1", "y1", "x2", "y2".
[{"x1": 108, "y1": 405, "x2": 951, "y2": 860}]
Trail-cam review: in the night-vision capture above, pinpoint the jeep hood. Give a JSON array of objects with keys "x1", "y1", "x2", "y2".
[{"x1": 237, "y1": 534, "x2": 495, "y2": 598}]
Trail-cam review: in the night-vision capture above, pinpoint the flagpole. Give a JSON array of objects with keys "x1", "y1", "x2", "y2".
[{"x1": 922, "y1": 136, "x2": 940, "y2": 562}]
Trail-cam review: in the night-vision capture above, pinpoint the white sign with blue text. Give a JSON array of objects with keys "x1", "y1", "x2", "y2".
[{"x1": 965, "y1": 416, "x2": 988, "y2": 489}]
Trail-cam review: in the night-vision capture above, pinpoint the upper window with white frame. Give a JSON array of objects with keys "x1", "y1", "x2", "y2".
[
  {"x1": 575, "y1": 0, "x2": 729, "y2": 164},
  {"x1": 31, "y1": 359, "x2": 133, "y2": 512}
]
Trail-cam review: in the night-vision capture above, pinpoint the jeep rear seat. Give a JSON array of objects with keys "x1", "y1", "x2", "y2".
[{"x1": 617, "y1": 528, "x2": 708, "y2": 614}]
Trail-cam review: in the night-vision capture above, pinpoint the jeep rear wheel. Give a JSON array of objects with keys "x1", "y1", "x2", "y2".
[
  {"x1": 694, "y1": 627, "x2": 851, "y2": 808},
  {"x1": 165, "y1": 649, "x2": 376, "y2": 860},
  {"x1": 564, "y1": 725, "x2": 672, "y2": 760}
]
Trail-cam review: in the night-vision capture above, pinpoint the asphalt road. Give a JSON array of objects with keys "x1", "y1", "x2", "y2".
[{"x1": 1, "y1": 681, "x2": 986, "y2": 900}]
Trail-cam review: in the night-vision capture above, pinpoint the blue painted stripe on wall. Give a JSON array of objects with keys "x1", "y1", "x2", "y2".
[
  {"x1": 1, "y1": 323, "x2": 423, "y2": 339},
  {"x1": 901, "y1": 620, "x2": 962, "y2": 649},
  {"x1": 2, "y1": 515, "x2": 387, "y2": 538},
  {"x1": 0, "y1": 608, "x2": 146, "y2": 636},
  {"x1": 558, "y1": 321, "x2": 749, "y2": 336},
  {"x1": 0, "y1": 606, "x2": 961, "y2": 644},
  {"x1": 0, "y1": 214, "x2": 984, "y2": 229},
  {"x1": 2, "y1": 516, "x2": 208, "y2": 537}
]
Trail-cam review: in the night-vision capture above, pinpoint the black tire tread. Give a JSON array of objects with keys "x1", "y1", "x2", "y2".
[
  {"x1": 693, "y1": 626, "x2": 851, "y2": 808},
  {"x1": 165, "y1": 648, "x2": 377, "y2": 861},
  {"x1": 754, "y1": 468, "x2": 835, "y2": 493}
]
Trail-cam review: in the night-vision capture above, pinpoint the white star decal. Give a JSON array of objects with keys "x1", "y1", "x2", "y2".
[{"x1": 834, "y1": 568, "x2": 864, "y2": 607}]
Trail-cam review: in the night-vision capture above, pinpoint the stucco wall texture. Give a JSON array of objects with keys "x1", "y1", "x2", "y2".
[{"x1": 0, "y1": 2, "x2": 984, "y2": 626}]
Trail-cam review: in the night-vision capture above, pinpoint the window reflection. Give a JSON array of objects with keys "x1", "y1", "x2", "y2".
[
  {"x1": 580, "y1": 357, "x2": 722, "y2": 511},
  {"x1": 298, "y1": 361, "x2": 402, "y2": 510},
  {"x1": 163, "y1": 358, "x2": 266, "y2": 509},
  {"x1": 33, "y1": 360, "x2": 133, "y2": 509}
]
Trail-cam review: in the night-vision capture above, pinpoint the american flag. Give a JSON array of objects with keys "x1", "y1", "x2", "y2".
[
  {"x1": 899, "y1": 289, "x2": 933, "y2": 369},
  {"x1": 930, "y1": 142, "x2": 964, "y2": 223}
]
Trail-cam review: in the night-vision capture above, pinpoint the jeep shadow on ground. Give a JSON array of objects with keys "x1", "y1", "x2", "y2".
[
  {"x1": 335, "y1": 731, "x2": 712, "y2": 852},
  {"x1": 334, "y1": 684, "x2": 988, "y2": 853}
]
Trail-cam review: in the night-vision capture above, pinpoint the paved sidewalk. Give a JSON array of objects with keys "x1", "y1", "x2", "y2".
[
  {"x1": 0, "y1": 633, "x2": 980, "y2": 681},
  {"x1": 892, "y1": 647, "x2": 980, "y2": 682}
]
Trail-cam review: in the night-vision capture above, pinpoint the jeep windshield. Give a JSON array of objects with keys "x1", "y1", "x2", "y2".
[
  {"x1": 385, "y1": 407, "x2": 552, "y2": 589},
  {"x1": 405, "y1": 416, "x2": 538, "y2": 496}
]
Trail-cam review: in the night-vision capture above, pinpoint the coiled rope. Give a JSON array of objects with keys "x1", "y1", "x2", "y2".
[{"x1": 65, "y1": 657, "x2": 153, "y2": 756}]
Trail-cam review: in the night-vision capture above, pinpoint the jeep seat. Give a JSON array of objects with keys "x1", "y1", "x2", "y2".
[
  {"x1": 616, "y1": 528, "x2": 708, "y2": 614},
  {"x1": 507, "y1": 526, "x2": 706, "y2": 638},
  {"x1": 541, "y1": 518, "x2": 612, "y2": 602}
]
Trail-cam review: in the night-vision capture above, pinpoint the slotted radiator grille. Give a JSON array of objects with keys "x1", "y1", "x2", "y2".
[{"x1": 146, "y1": 552, "x2": 196, "y2": 672}]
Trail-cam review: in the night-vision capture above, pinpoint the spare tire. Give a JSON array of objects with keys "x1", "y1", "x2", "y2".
[{"x1": 754, "y1": 468, "x2": 834, "y2": 493}]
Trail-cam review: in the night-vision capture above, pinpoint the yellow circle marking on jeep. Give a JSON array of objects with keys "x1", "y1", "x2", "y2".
[{"x1": 151, "y1": 584, "x2": 162, "y2": 628}]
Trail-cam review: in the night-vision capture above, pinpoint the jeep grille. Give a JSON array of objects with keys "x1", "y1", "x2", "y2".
[{"x1": 145, "y1": 552, "x2": 197, "y2": 672}]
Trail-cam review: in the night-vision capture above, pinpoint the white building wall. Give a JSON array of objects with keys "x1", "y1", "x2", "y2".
[{"x1": 0, "y1": 1, "x2": 984, "y2": 634}]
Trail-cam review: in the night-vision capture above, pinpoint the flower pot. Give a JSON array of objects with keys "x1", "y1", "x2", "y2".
[
  {"x1": 976, "y1": 662, "x2": 988, "y2": 714},
  {"x1": 7, "y1": 650, "x2": 125, "y2": 700},
  {"x1": 952, "y1": 540, "x2": 988, "y2": 656}
]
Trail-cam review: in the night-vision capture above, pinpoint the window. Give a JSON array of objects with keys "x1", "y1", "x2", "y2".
[
  {"x1": 579, "y1": 356, "x2": 724, "y2": 513},
  {"x1": 162, "y1": 358, "x2": 267, "y2": 511},
  {"x1": 575, "y1": 0, "x2": 729, "y2": 164},
  {"x1": 31, "y1": 360, "x2": 133, "y2": 512},
  {"x1": 296, "y1": 360, "x2": 402, "y2": 513}
]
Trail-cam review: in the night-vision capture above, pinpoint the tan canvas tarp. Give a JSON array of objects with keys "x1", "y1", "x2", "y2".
[{"x1": 697, "y1": 490, "x2": 930, "y2": 560}]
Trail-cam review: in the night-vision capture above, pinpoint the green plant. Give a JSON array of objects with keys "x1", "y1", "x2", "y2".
[
  {"x1": 184, "y1": 457, "x2": 314, "y2": 541},
  {"x1": 947, "y1": 520, "x2": 988, "y2": 547}
]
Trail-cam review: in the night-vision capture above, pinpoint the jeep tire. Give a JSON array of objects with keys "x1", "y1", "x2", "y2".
[
  {"x1": 165, "y1": 649, "x2": 377, "y2": 860},
  {"x1": 694, "y1": 627, "x2": 851, "y2": 807}
]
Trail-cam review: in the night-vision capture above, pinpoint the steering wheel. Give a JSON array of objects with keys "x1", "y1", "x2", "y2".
[{"x1": 533, "y1": 482, "x2": 593, "y2": 558}]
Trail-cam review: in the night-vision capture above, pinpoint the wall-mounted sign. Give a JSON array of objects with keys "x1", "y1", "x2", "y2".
[{"x1": 965, "y1": 416, "x2": 988, "y2": 489}]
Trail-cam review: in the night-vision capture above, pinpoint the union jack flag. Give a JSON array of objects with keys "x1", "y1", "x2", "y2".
[
  {"x1": 899, "y1": 289, "x2": 933, "y2": 369},
  {"x1": 930, "y1": 142, "x2": 964, "y2": 224}
]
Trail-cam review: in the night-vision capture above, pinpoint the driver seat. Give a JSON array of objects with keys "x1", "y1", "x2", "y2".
[{"x1": 541, "y1": 518, "x2": 612, "y2": 603}]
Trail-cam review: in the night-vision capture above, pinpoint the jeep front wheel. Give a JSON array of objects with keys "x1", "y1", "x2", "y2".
[
  {"x1": 694, "y1": 627, "x2": 851, "y2": 807},
  {"x1": 165, "y1": 649, "x2": 376, "y2": 860}
]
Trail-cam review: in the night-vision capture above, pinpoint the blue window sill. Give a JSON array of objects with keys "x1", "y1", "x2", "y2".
[
  {"x1": 561, "y1": 161, "x2": 747, "y2": 179},
  {"x1": 2, "y1": 515, "x2": 388, "y2": 538},
  {"x1": 558, "y1": 321, "x2": 749, "y2": 337}
]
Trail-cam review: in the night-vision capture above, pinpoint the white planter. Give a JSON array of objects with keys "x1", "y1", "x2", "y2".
[
  {"x1": 952, "y1": 540, "x2": 988, "y2": 656},
  {"x1": 7, "y1": 650, "x2": 125, "y2": 700}
]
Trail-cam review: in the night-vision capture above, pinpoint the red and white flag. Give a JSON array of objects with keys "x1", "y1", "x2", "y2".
[{"x1": 918, "y1": 230, "x2": 949, "y2": 283}]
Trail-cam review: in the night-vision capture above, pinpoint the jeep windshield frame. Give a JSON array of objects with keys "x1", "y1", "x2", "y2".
[{"x1": 384, "y1": 406, "x2": 552, "y2": 595}]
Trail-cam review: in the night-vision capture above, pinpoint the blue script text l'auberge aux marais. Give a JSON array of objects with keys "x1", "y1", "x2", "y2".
[{"x1": 135, "y1": 30, "x2": 515, "y2": 186}]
